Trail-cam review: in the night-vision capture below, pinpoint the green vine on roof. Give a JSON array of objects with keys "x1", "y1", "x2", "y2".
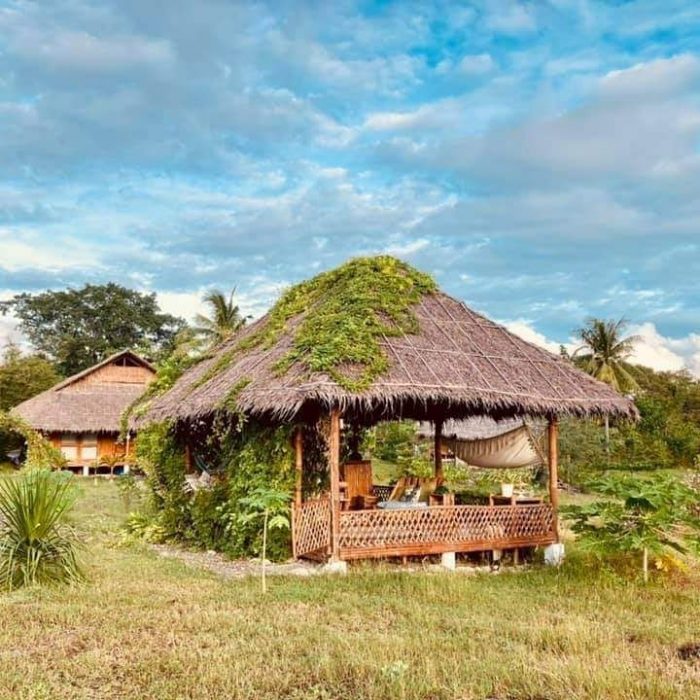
[
  {"x1": 269, "y1": 255, "x2": 436, "y2": 391},
  {"x1": 190, "y1": 255, "x2": 436, "y2": 396}
]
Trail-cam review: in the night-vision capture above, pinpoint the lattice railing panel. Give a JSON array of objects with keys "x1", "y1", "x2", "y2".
[
  {"x1": 339, "y1": 504, "x2": 555, "y2": 555},
  {"x1": 292, "y1": 496, "x2": 331, "y2": 558}
]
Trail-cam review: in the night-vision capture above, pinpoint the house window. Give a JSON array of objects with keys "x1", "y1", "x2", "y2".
[
  {"x1": 81, "y1": 433, "x2": 98, "y2": 461},
  {"x1": 60, "y1": 434, "x2": 78, "y2": 461}
]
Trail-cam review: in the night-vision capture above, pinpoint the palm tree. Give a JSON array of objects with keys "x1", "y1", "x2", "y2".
[
  {"x1": 193, "y1": 288, "x2": 249, "y2": 347},
  {"x1": 573, "y1": 318, "x2": 639, "y2": 451}
]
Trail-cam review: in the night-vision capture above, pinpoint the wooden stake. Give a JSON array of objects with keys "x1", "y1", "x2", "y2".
[
  {"x1": 294, "y1": 427, "x2": 303, "y2": 508},
  {"x1": 548, "y1": 417, "x2": 559, "y2": 542},
  {"x1": 329, "y1": 409, "x2": 342, "y2": 561},
  {"x1": 434, "y1": 418, "x2": 443, "y2": 480}
]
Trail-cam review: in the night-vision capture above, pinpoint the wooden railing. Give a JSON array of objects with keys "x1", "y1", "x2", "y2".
[
  {"x1": 292, "y1": 496, "x2": 331, "y2": 558},
  {"x1": 338, "y1": 504, "x2": 556, "y2": 559}
]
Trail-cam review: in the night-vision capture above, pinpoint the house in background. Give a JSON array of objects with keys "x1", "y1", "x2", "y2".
[{"x1": 12, "y1": 350, "x2": 155, "y2": 475}]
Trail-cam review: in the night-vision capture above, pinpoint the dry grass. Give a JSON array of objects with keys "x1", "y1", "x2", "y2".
[{"x1": 0, "y1": 479, "x2": 698, "y2": 699}]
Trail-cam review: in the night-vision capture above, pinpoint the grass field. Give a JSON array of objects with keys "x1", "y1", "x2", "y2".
[{"x1": 0, "y1": 479, "x2": 698, "y2": 699}]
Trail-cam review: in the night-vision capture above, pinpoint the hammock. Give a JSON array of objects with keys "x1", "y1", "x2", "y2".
[{"x1": 450, "y1": 424, "x2": 542, "y2": 469}]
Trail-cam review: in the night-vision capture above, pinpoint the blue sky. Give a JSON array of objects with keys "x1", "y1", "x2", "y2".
[{"x1": 1, "y1": 1, "x2": 699, "y2": 372}]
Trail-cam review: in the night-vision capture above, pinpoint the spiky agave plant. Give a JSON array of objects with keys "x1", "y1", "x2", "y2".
[{"x1": 0, "y1": 470, "x2": 83, "y2": 589}]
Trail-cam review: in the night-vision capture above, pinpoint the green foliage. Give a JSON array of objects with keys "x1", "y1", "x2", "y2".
[
  {"x1": 115, "y1": 473, "x2": 140, "y2": 511},
  {"x1": 0, "y1": 412, "x2": 66, "y2": 469},
  {"x1": 193, "y1": 256, "x2": 437, "y2": 393},
  {"x1": 559, "y1": 365, "x2": 700, "y2": 483},
  {"x1": 0, "y1": 283, "x2": 186, "y2": 375},
  {"x1": 0, "y1": 344, "x2": 61, "y2": 457},
  {"x1": 193, "y1": 288, "x2": 250, "y2": 348},
  {"x1": 133, "y1": 420, "x2": 296, "y2": 561},
  {"x1": 0, "y1": 343, "x2": 60, "y2": 411},
  {"x1": 563, "y1": 473, "x2": 700, "y2": 578},
  {"x1": 0, "y1": 470, "x2": 83, "y2": 589},
  {"x1": 573, "y1": 318, "x2": 639, "y2": 393},
  {"x1": 369, "y1": 421, "x2": 418, "y2": 463},
  {"x1": 237, "y1": 486, "x2": 291, "y2": 592}
]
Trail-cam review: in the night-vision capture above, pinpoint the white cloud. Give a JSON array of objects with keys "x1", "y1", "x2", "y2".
[
  {"x1": 484, "y1": 2, "x2": 537, "y2": 34},
  {"x1": 505, "y1": 319, "x2": 700, "y2": 377},
  {"x1": 600, "y1": 54, "x2": 700, "y2": 99},
  {"x1": 457, "y1": 53, "x2": 495, "y2": 75},
  {"x1": 8, "y1": 28, "x2": 175, "y2": 74},
  {"x1": 0, "y1": 230, "x2": 100, "y2": 272}
]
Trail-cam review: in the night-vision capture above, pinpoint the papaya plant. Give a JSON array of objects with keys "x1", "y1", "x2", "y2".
[{"x1": 563, "y1": 473, "x2": 700, "y2": 582}]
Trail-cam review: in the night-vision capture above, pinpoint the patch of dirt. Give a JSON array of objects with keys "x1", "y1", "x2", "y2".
[{"x1": 151, "y1": 544, "x2": 322, "y2": 579}]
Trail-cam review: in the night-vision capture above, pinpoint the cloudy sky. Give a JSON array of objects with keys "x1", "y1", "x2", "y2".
[{"x1": 1, "y1": 1, "x2": 699, "y2": 373}]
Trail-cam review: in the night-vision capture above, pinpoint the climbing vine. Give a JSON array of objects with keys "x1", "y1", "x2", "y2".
[
  {"x1": 0, "y1": 412, "x2": 65, "y2": 469},
  {"x1": 192, "y1": 256, "x2": 437, "y2": 394}
]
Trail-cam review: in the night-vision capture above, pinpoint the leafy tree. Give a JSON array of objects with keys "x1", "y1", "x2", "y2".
[
  {"x1": 0, "y1": 344, "x2": 60, "y2": 411},
  {"x1": 193, "y1": 288, "x2": 249, "y2": 348},
  {"x1": 0, "y1": 344, "x2": 61, "y2": 458},
  {"x1": 0, "y1": 284, "x2": 186, "y2": 375},
  {"x1": 0, "y1": 469, "x2": 83, "y2": 589},
  {"x1": 573, "y1": 318, "x2": 639, "y2": 450},
  {"x1": 563, "y1": 473, "x2": 700, "y2": 582}
]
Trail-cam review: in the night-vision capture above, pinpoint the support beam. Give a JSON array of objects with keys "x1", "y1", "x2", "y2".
[
  {"x1": 434, "y1": 418, "x2": 444, "y2": 480},
  {"x1": 548, "y1": 417, "x2": 559, "y2": 542},
  {"x1": 184, "y1": 443, "x2": 194, "y2": 474},
  {"x1": 328, "y1": 409, "x2": 342, "y2": 561},
  {"x1": 294, "y1": 427, "x2": 303, "y2": 508}
]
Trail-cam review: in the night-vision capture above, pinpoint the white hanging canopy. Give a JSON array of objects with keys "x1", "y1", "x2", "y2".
[{"x1": 417, "y1": 417, "x2": 545, "y2": 469}]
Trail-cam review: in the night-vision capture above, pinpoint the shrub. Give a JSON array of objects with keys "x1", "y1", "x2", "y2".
[
  {"x1": 0, "y1": 470, "x2": 83, "y2": 589},
  {"x1": 563, "y1": 473, "x2": 700, "y2": 581}
]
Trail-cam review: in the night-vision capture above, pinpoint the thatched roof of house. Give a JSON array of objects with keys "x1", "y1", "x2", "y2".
[
  {"x1": 13, "y1": 350, "x2": 155, "y2": 434},
  {"x1": 138, "y1": 257, "x2": 636, "y2": 427},
  {"x1": 417, "y1": 417, "x2": 541, "y2": 442}
]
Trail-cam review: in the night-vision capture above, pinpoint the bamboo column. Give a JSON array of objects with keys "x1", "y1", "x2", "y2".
[
  {"x1": 548, "y1": 417, "x2": 559, "y2": 542},
  {"x1": 294, "y1": 427, "x2": 303, "y2": 508},
  {"x1": 434, "y1": 418, "x2": 444, "y2": 480},
  {"x1": 328, "y1": 409, "x2": 342, "y2": 560}
]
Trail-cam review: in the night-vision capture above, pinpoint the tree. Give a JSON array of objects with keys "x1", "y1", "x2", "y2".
[
  {"x1": 0, "y1": 344, "x2": 60, "y2": 411},
  {"x1": 563, "y1": 473, "x2": 700, "y2": 582},
  {"x1": 0, "y1": 344, "x2": 61, "y2": 459},
  {"x1": 193, "y1": 288, "x2": 249, "y2": 348},
  {"x1": 573, "y1": 318, "x2": 639, "y2": 451},
  {"x1": 0, "y1": 284, "x2": 186, "y2": 375}
]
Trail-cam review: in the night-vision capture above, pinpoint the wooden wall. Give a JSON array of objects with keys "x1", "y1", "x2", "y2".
[{"x1": 66, "y1": 362, "x2": 154, "y2": 391}]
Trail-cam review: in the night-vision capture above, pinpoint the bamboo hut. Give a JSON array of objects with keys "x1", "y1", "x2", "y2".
[
  {"x1": 13, "y1": 350, "x2": 155, "y2": 475},
  {"x1": 137, "y1": 256, "x2": 636, "y2": 563}
]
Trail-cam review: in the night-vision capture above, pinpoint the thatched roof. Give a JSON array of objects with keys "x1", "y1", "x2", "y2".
[
  {"x1": 139, "y1": 257, "x2": 636, "y2": 427},
  {"x1": 12, "y1": 350, "x2": 155, "y2": 434},
  {"x1": 417, "y1": 417, "x2": 541, "y2": 442}
]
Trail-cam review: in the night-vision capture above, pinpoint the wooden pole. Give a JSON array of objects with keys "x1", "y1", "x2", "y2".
[
  {"x1": 184, "y1": 443, "x2": 193, "y2": 474},
  {"x1": 434, "y1": 418, "x2": 444, "y2": 480},
  {"x1": 329, "y1": 409, "x2": 342, "y2": 560},
  {"x1": 548, "y1": 417, "x2": 559, "y2": 541},
  {"x1": 294, "y1": 427, "x2": 303, "y2": 508}
]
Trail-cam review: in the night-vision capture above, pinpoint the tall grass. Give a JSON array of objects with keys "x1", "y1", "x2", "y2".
[{"x1": 0, "y1": 469, "x2": 83, "y2": 589}]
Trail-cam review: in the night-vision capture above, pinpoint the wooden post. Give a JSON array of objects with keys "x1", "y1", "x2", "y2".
[
  {"x1": 294, "y1": 427, "x2": 303, "y2": 508},
  {"x1": 434, "y1": 418, "x2": 443, "y2": 480},
  {"x1": 548, "y1": 417, "x2": 559, "y2": 541},
  {"x1": 184, "y1": 443, "x2": 193, "y2": 474},
  {"x1": 329, "y1": 409, "x2": 342, "y2": 560}
]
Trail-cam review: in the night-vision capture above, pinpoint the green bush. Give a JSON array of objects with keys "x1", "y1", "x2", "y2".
[{"x1": 0, "y1": 470, "x2": 83, "y2": 589}]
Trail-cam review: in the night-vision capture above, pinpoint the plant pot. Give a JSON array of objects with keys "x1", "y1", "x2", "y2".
[{"x1": 500, "y1": 483, "x2": 514, "y2": 498}]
